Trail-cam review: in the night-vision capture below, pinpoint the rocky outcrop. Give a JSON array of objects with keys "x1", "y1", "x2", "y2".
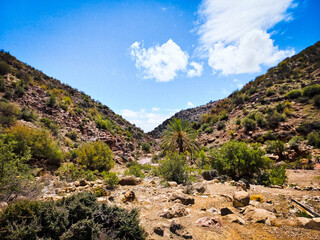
[{"x1": 149, "y1": 101, "x2": 217, "y2": 138}]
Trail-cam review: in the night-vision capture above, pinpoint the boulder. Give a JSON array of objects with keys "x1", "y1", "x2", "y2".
[
  {"x1": 194, "y1": 183, "x2": 206, "y2": 194},
  {"x1": 119, "y1": 176, "x2": 142, "y2": 186},
  {"x1": 159, "y1": 203, "x2": 188, "y2": 219},
  {"x1": 242, "y1": 206, "x2": 276, "y2": 224},
  {"x1": 79, "y1": 179, "x2": 88, "y2": 186},
  {"x1": 233, "y1": 191, "x2": 250, "y2": 207},
  {"x1": 170, "y1": 193, "x2": 195, "y2": 205}
]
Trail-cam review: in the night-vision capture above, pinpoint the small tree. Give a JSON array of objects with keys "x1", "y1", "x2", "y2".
[{"x1": 210, "y1": 141, "x2": 272, "y2": 180}]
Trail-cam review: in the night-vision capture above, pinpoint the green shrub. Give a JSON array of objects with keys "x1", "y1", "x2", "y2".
[
  {"x1": 313, "y1": 94, "x2": 320, "y2": 108},
  {"x1": 19, "y1": 108, "x2": 37, "y2": 122},
  {"x1": 124, "y1": 165, "x2": 145, "y2": 179},
  {"x1": 285, "y1": 89, "x2": 301, "y2": 99},
  {"x1": 217, "y1": 121, "x2": 226, "y2": 130},
  {"x1": 40, "y1": 117, "x2": 52, "y2": 128},
  {"x1": 14, "y1": 85, "x2": 25, "y2": 98},
  {"x1": 219, "y1": 110, "x2": 229, "y2": 121},
  {"x1": 76, "y1": 140, "x2": 114, "y2": 172},
  {"x1": 266, "y1": 88, "x2": 275, "y2": 96},
  {"x1": 297, "y1": 121, "x2": 320, "y2": 135},
  {"x1": 266, "y1": 111, "x2": 284, "y2": 128},
  {"x1": 268, "y1": 166, "x2": 287, "y2": 185},
  {"x1": 0, "y1": 192, "x2": 146, "y2": 240},
  {"x1": 66, "y1": 130, "x2": 77, "y2": 141},
  {"x1": 141, "y1": 142, "x2": 150, "y2": 153},
  {"x1": 0, "y1": 101, "x2": 19, "y2": 125},
  {"x1": 255, "y1": 112, "x2": 267, "y2": 127},
  {"x1": 56, "y1": 163, "x2": 98, "y2": 182},
  {"x1": 46, "y1": 94, "x2": 57, "y2": 107},
  {"x1": 266, "y1": 140, "x2": 285, "y2": 158},
  {"x1": 210, "y1": 141, "x2": 272, "y2": 180},
  {"x1": 196, "y1": 150, "x2": 210, "y2": 169},
  {"x1": 7, "y1": 125, "x2": 63, "y2": 166},
  {"x1": 288, "y1": 136, "x2": 304, "y2": 150},
  {"x1": 158, "y1": 154, "x2": 190, "y2": 184},
  {"x1": 0, "y1": 137, "x2": 34, "y2": 198},
  {"x1": 96, "y1": 118, "x2": 113, "y2": 131},
  {"x1": 302, "y1": 84, "x2": 320, "y2": 97},
  {"x1": 307, "y1": 131, "x2": 320, "y2": 148},
  {"x1": 0, "y1": 61, "x2": 11, "y2": 75},
  {"x1": 103, "y1": 172, "x2": 119, "y2": 189},
  {"x1": 242, "y1": 117, "x2": 256, "y2": 131},
  {"x1": 204, "y1": 127, "x2": 213, "y2": 134},
  {"x1": 0, "y1": 77, "x2": 5, "y2": 92}
]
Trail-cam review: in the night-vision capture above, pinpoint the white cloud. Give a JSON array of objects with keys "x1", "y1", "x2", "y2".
[
  {"x1": 233, "y1": 78, "x2": 244, "y2": 89},
  {"x1": 152, "y1": 107, "x2": 160, "y2": 112},
  {"x1": 120, "y1": 108, "x2": 178, "y2": 132},
  {"x1": 130, "y1": 39, "x2": 189, "y2": 82},
  {"x1": 198, "y1": 0, "x2": 295, "y2": 75},
  {"x1": 187, "y1": 61, "x2": 203, "y2": 77},
  {"x1": 187, "y1": 102, "x2": 195, "y2": 108}
]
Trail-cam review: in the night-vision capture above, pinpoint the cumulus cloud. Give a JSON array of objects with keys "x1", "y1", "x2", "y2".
[
  {"x1": 130, "y1": 39, "x2": 189, "y2": 82},
  {"x1": 187, "y1": 101, "x2": 195, "y2": 108},
  {"x1": 187, "y1": 61, "x2": 203, "y2": 77},
  {"x1": 120, "y1": 108, "x2": 177, "y2": 132},
  {"x1": 198, "y1": 0, "x2": 295, "y2": 75}
]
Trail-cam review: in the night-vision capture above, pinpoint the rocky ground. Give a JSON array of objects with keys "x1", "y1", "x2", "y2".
[{"x1": 28, "y1": 168, "x2": 320, "y2": 240}]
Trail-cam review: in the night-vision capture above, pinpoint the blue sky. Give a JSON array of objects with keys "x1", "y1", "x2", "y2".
[{"x1": 1, "y1": 0, "x2": 319, "y2": 132}]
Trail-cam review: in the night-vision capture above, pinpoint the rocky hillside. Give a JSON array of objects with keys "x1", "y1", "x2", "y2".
[
  {"x1": 152, "y1": 41, "x2": 320, "y2": 160},
  {"x1": 149, "y1": 101, "x2": 217, "y2": 138},
  {"x1": 0, "y1": 51, "x2": 150, "y2": 163}
]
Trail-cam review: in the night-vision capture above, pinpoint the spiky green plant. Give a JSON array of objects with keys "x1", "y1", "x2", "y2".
[{"x1": 161, "y1": 118, "x2": 199, "y2": 154}]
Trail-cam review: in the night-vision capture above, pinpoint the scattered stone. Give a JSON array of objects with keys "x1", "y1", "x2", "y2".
[
  {"x1": 208, "y1": 207, "x2": 221, "y2": 215},
  {"x1": 170, "y1": 193, "x2": 195, "y2": 205},
  {"x1": 221, "y1": 207, "x2": 233, "y2": 216},
  {"x1": 195, "y1": 217, "x2": 222, "y2": 227},
  {"x1": 224, "y1": 214, "x2": 246, "y2": 225},
  {"x1": 233, "y1": 191, "x2": 250, "y2": 207},
  {"x1": 194, "y1": 183, "x2": 206, "y2": 194},
  {"x1": 74, "y1": 181, "x2": 80, "y2": 187},
  {"x1": 119, "y1": 176, "x2": 142, "y2": 186},
  {"x1": 79, "y1": 179, "x2": 88, "y2": 186},
  {"x1": 236, "y1": 181, "x2": 247, "y2": 191},
  {"x1": 159, "y1": 203, "x2": 188, "y2": 219},
  {"x1": 239, "y1": 178, "x2": 250, "y2": 190},
  {"x1": 154, "y1": 227, "x2": 164, "y2": 236},
  {"x1": 170, "y1": 221, "x2": 192, "y2": 239},
  {"x1": 123, "y1": 191, "x2": 135, "y2": 202},
  {"x1": 229, "y1": 180, "x2": 236, "y2": 186},
  {"x1": 202, "y1": 170, "x2": 218, "y2": 180},
  {"x1": 168, "y1": 181, "x2": 178, "y2": 187}
]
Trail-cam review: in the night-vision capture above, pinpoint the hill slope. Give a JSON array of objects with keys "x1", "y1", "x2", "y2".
[
  {"x1": 151, "y1": 41, "x2": 320, "y2": 161},
  {"x1": 0, "y1": 51, "x2": 150, "y2": 163}
]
